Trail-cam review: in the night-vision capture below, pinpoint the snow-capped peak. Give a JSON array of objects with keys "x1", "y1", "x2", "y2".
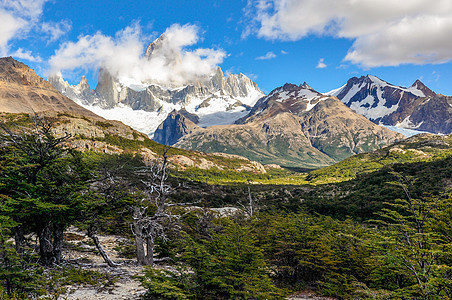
[{"x1": 329, "y1": 75, "x2": 436, "y2": 123}]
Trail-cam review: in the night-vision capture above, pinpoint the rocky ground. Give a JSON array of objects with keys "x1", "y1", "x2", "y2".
[
  {"x1": 57, "y1": 227, "x2": 147, "y2": 300},
  {"x1": 56, "y1": 227, "x2": 335, "y2": 300}
]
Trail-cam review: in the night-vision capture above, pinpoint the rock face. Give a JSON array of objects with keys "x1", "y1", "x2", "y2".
[
  {"x1": 409, "y1": 94, "x2": 452, "y2": 134},
  {"x1": 329, "y1": 75, "x2": 451, "y2": 134},
  {"x1": 153, "y1": 109, "x2": 202, "y2": 145},
  {"x1": 0, "y1": 57, "x2": 101, "y2": 119},
  {"x1": 173, "y1": 83, "x2": 403, "y2": 168},
  {"x1": 49, "y1": 34, "x2": 264, "y2": 136}
]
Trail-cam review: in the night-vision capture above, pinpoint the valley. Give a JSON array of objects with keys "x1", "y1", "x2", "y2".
[{"x1": 0, "y1": 28, "x2": 451, "y2": 300}]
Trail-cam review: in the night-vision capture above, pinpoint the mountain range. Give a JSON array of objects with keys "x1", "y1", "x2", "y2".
[
  {"x1": 0, "y1": 56, "x2": 268, "y2": 174},
  {"x1": 49, "y1": 34, "x2": 264, "y2": 136},
  {"x1": 2, "y1": 42, "x2": 450, "y2": 169},
  {"x1": 329, "y1": 75, "x2": 452, "y2": 134},
  {"x1": 164, "y1": 83, "x2": 402, "y2": 168}
]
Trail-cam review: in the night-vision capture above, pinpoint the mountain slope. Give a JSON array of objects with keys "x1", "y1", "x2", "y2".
[
  {"x1": 329, "y1": 75, "x2": 451, "y2": 134},
  {"x1": 0, "y1": 57, "x2": 101, "y2": 120},
  {"x1": 172, "y1": 83, "x2": 403, "y2": 168},
  {"x1": 307, "y1": 133, "x2": 452, "y2": 184}
]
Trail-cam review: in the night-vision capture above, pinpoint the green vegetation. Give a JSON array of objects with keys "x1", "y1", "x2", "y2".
[
  {"x1": 0, "y1": 113, "x2": 451, "y2": 299},
  {"x1": 173, "y1": 166, "x2": 309, "y2": 185},
  {"x1": 308, "y1": 134, "x2": 452, "y2": 184}
]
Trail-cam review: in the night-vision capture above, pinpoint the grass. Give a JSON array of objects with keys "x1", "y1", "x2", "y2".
[{"x1": 172, "y1": 166, "x2": 310, "y2": 185}]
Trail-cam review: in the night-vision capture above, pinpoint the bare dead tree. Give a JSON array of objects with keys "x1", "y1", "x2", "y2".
[
  {"x1": 237, "y1": 186, "x2": 259, "y2": 217},
  {"x1": 131, "y1": 147, "x2": 175, "y2": 266},
  {"x1": 130, "y1": 146, "x2": 200, "y2": 266},
  {"x1": 83, "y1": 155, "x2": 141, "y2": 268}
]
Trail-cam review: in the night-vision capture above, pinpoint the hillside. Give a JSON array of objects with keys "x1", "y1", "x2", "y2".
[
  {"x1": 172, "y1": 83, "x2": 403, "y2": 168},
  {"x1": 307, "y1": 133, "x2": 452, "y2": 184},
  {"x1": 0, "y1": 57, "x2": 101, "y2": 120},
  {"x1": 0, "y1": 112, "x2": 267, "y2": 175}
]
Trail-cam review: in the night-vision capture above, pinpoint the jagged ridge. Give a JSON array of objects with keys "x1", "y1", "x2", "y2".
[{"x1": 329, "y1": 75, "x2": 451, "y2": 134}]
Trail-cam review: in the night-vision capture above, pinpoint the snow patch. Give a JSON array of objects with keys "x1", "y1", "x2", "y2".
[
  {"x1": 325, "y1": 84, "x2": 346, "y2": 96},
  {"x1": 396, "y1": 116, "x2": 422, "y2": 129},
  {"x1": 349, "y1": 94, "x2": 399, "y2": 120},
  {"x1": 275, "y1": 91, "x2": 292, "y2": 102},
  {"x1": 73, "y1": 99, "x2": 180, "y2": 137}
]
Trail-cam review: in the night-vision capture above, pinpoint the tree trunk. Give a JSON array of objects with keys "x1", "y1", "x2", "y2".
[
  {"x1": 132, "y1": 207, "x2": 146, "y2": 265},
  {"x1": 13, "y1": 223, "x2": 24, "y2": 255},
  {"x1": 52, "y1": 224, "x2": 64, "y2": 265},
  {"x1": 38, "y1": 224, "x2": 54, "y2": 266},
  {"x1": 146, "y1": 237, "x2": 154, "y2": 267},
  {"x1": 87, "y1": 226, "x2": 119, "y2": 268}
]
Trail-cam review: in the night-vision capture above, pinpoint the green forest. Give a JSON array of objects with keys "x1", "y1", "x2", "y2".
[{"x1": 0, "y1": 115, "x2": 451, "y2": 299}]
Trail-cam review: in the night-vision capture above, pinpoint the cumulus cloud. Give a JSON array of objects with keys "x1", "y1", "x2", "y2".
[
  {"x1": 11, "y1": 48, "x2": 42, "y2": 62},
  {"x1": 255, "y1": 51, "x2": 277, "y2": 60},
  {"x1": 49, "y1": 23, "x2": 227, "y2": 86},
  {"x1": 246, "y1": 0, "x2": 452, "y2": 67},
  {"x1": 41, "y1": 20, "x2": 72, "y2": 43},
  {"x1": 0, "y1": 0, "x2": 48, "y2": 55},
  {"x1": 316, "y1": 58, "x2": 327, "y2": 68}
]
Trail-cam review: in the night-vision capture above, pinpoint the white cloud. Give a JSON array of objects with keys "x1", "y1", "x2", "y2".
[
  {"x1": 255, "y1": 51, "x2": 277, "y2": 60},
  {"x1": 11, "y1": 48, "x2": 42, "y2": 62},
  {"x1": 0, "y1": 9, "x2": 25, "y2": 55},
  {"x1": 316, "y1": 58, "x2": 327, "y2": 68},
  {"x1": 281, "y1": 50, "x2": 288, "y2": 54},
  {"x1": 1, "y1": 0, "x2": 47, "y2": 19},
  {"x1": 41, "y1": 20, "x2": 72, "y2": 43},
  {"x1": 246, "y1": 0, "x2": 452, "y2": 67},
  {"x1": 0, "y1": 0, "x2": 63, "y2": 57},
  {"x1": 49, "y1": 23, "x2": 227, "y2": 86}
]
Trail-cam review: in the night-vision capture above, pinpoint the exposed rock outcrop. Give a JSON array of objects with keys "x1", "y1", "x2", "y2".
[
  {"x1": 0, "y1": 57, "x2": 101, "y2": 120},
  {"x1": 153, "y1": 109, "x2": 202, "y2": 145}
]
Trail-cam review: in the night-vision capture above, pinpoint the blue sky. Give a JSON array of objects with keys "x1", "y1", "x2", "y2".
[{"x1": 2, "y1": 0, "x2": 452, "y2": 94}]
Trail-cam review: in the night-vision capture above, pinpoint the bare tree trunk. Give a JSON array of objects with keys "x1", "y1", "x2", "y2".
[
  {"x1": 53, "y1": 224, "x2": 64, "y2": 264},
  {"x1": 248, "y1": 186, "x2": 254, "y2": 217},
  {"x1": 13, "y1": 223, "x2": 24, "y2": 255},
  {"x1": 38, "y1": 224, "x2": 54, "y2": 266},
  {"x1": 87, "y1": 226, "x2": 119, "y2": 267},
  {"x1": 146, "y1": 237, "x2": 154, "y2": 267},
  {"x1": 132, "y1": 207, "x2": 146, "y2": 265}
]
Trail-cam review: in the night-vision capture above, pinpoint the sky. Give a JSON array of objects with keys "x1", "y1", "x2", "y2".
[{"x1": 1, "y1": 0, "x2": 452, "y2": 95}]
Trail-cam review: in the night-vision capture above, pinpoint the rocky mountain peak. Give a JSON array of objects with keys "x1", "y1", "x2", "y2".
[
  {"x1": 330, "y1": 74, "x2": 450, "y2": 134},
  {"x1": 238, "y1": 83, "x2": 328, "y2": 124},
  {"x1": 76, "y1": 75, "x2": 90, "y2": 91},
  {"x1": 301, "y1": 82, "x2": 314, "y2": 90},
  {"x1": 0, "y1": 58, "x2": 102, "y2": 119},
  {"x1": 280, "y1": 83, "x2": 300, "y2": 92},
  {"x1": 410, "y1": 79, "x2": 436, "y2": 97},
  {"x1": 210, "y1": 66, "x2": 225, "y2": 90},
  {"x1": 0, "y1": 57, "x2": 54, "y2": 89},
  {"x1": 144, "y1": 34, "x2": 182, "y2": 65},
  {"x1": 78, "y1": 75, "x2": 88, "y2": 85},
  {"x1": 144, "y1": 34, "x2": 166, "y2": 58}
]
